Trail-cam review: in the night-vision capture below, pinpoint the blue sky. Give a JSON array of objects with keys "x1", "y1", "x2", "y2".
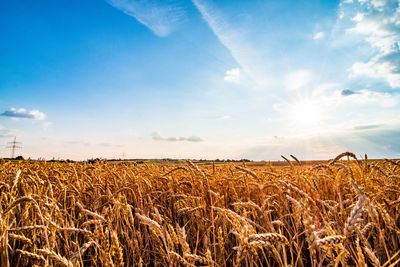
[{"x1": 1, "y1": 0, "x2": 399, "y2": 160}]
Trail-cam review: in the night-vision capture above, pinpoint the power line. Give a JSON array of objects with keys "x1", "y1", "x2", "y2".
[{"x1": 7, "y1": 136, "x2": 22, "y2": 159}]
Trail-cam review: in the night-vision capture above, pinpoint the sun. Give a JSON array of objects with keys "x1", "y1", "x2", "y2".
[{"x1": 290, "y1": 100, "x2": 322, "y2": 126}]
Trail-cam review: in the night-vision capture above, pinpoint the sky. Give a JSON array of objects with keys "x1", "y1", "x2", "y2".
[{"x1": 0, "y1": 0, "x2": 399, "y2": 160}]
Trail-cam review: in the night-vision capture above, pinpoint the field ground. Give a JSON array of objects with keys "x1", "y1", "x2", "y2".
[{"x1": 0, "y1": 152, "x2": 399, "y2": 266}]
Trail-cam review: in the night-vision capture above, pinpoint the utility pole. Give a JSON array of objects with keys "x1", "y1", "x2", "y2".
[{"x1": 7, "y1": 136, "x2": 22, "y2": 159}]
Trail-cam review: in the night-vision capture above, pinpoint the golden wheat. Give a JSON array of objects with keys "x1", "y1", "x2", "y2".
[{"x1": 0, "y1": 153, "x2": 399, "y2": 266}]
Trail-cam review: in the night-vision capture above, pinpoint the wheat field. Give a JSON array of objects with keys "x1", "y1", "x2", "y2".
[{"x1": 0, "y1": 152, "x2": 399, "y2": 266}]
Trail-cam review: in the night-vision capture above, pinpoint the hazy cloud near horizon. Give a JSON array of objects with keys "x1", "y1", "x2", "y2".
[{"x1": 152, "y1": 132, "x2": 203, "y2": 142}]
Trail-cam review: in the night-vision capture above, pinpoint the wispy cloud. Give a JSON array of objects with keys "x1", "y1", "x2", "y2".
[
  {"x1": 192, "y1": 0, "x2": 269, "y2": 88},
  {"x1": 353, "y1": 124, "x2": 382, "y2": 130},
  {"x1": 313, "y1": 31, "x2": 325, "y2": 40},
  {"x1": 152, "y1": 132, "x2": 203, "y2": 142},
  {"x1": 64, "y1": 140, "x2": 124, "y2": 148},
  {"x1": 106, "y1": 0, "x2": 185, "y2": 37},
  {"x1": 219, "y1": 115, "x2": 232, "y2": 120},
  {"x1": 1, "y1": 108, "x2": 46, "y2": 120},
  {"x1": 224, "y1": 68, "x2": 241, "y2": 83}
]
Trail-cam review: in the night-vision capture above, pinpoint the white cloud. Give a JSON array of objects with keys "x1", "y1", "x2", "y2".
[
  {"x1": 352, "y1": 13, "x2": 364, "y2": 22},
  {"x1": 351, "y1": 58, "x2": 400, "y2": 88},
  {"x1": 313, "y1": 31, "x2": 325, "y2": 40},
  {"x1": 284, "y1": 70, "x2": 312, "y2": 91},
  {"x1": 370, "y1": 0, "x2": 387, "y2": 10},
  {"x1": 224, "y1": 68, "x2": 241, "y2": 83},
  {"x1": 152, "y1": 132, "x2": 204, "y2": 142},
  {"x1": 347, "y1": 18, "x2": 392, "y2": 46},
  {"x1": 1, "y1": 108, "x2": 46, "y2": 120},
  {"x1": 343, "y1": 0, "x2": 400, "y2": 88},
  {"x1": 219, "y1": 115, "x2": 232, "y2": 120},
  {"x1": 339, "y1": 10, "x2": 345, "y2": 19},
  {"x1": 106, "y1": 0, "x2": 185, "y2": 37}
]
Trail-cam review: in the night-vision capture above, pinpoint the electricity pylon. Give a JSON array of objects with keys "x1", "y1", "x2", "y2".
[{"x1": 7, "y1": 136, "x2": 22, "y2": 158}]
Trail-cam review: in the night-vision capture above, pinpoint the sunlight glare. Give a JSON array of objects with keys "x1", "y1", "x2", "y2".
[{"x1": 291, "y1": 101, "x2": 322, "y2": 126}]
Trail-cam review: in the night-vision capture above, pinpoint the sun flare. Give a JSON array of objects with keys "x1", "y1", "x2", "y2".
[{"x1": 290, "y1": 101, "x2": 322, "y2": 126}]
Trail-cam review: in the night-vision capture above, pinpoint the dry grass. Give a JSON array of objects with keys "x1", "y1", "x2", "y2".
[{"x1": 0, "y1": 153, "x2": 399, "y2": 266}]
